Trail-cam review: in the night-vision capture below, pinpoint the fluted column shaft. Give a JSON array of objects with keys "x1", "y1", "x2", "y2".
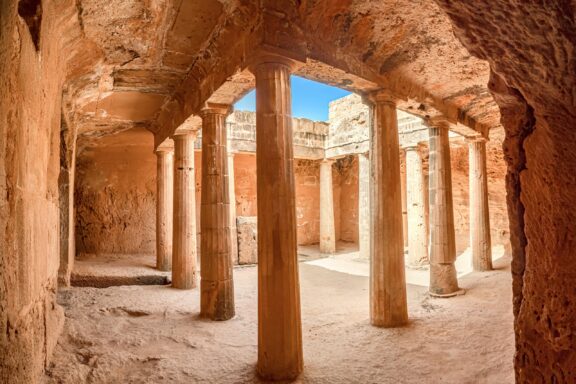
[
  {"x1": 428, "y1": 122, "x2": 460, "y2": 296},
  {"x1": 400, "y1": 151, "x2": 409, "y2": 248},
  {"x1": 172, "y1": 132, "x2": 198, "y2": 289},
  {"x1": 156, "y1": 149, "x2": 174, "y2": 271},
  {"x1": 251, "y1": 57, "x2": 303, "y2": 381},
  {"x1": 406, "y1": 146, "x2": 428, "y2": 267},
  {"x1": 227, "y1": 152, "x2": 239, "y2": 265},
  {"x1": 319, "y1": 159, "x2": 336, "y2": 254},
  {"x1": 367, "y1": 91, "x2": 408, "y2": 327},
  {"x1": 358, "y1": 153, "x2": 370, "y2": 260},
  {"x1": 469, "y1": 138, "x2": 492, "y2": 271},
  {"x1": 200, "y1": 105, "x2": 235, "y2": 320}
]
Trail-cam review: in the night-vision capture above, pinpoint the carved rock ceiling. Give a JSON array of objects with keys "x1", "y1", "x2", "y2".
[{"x1": 63, "y1": 0, "x2": 501, "y2": 148}]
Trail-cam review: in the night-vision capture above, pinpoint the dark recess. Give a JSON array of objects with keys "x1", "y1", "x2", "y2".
[{"x1": 18, "y1": 0, "x2": 42, "y2": 51}]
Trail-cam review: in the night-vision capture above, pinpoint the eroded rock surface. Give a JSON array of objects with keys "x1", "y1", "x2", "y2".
[{"x1": 434, "y1": 1, "x2": 576, "y2": 381}]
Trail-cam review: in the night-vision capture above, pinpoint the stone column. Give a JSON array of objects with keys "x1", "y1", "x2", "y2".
[
  {"x1": 227, "y1": 151, "x2": 239, "y2": 265},
  {"x1": 172, "y1": 132, "x2": 199, "y2": 289},
  {"x1": 427, "y1": 119, "x2": 461, "y2": 296},
  {"x1": 319, "y1": 159, "x2": 336, "y2": 254},
  {"x1": 249, "y1": 55, "x2": 303, "y2": 381},
  {"x1": 400, "y1": 150, "x2": 409, "y2": 248},
  {"x1": 58, "y1": 130, "x2": 77, "y2": 286},
  {"x1": 366, "y1": 91, "x2": 408, "y2": 327},
  {"x1": 200, "y1": 104, "x2": 235, "y2": 320},
  {"x1": 405, "y1": 146, "x2": 428, "y2": 267},
  {"x1": 358, "y1": 153, "x2": 370, "y2": 260},
  {"x1": 468, "y1": 137, "x2": 492, "y2": 271},
  {"x1": 156, "y1": 148, "x2": 174, "y2": 271}
]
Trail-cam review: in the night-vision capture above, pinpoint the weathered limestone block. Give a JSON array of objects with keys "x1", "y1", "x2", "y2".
[{"x1": 237, "y1": 216, "x2": 257, "y2": 265}]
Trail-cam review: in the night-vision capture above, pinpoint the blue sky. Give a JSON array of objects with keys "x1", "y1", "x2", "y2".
[{"x1": 234, "y1": 75, "x2": 351, "y2": 121}]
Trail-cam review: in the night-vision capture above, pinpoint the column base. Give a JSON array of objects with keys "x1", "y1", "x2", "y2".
[
  {"x1": 319, "y1": 247, "x2": 336, "y2": 255},
  {"x1": 172, "y1": 277, "x2": 197, "y2": 290},
  {"x1": 257, "y1": 363, "x2": 303, "y2": 382},
  {"x1": 156, "y1": 262, "x2": 171, "y2": 272},
  {"x1": 200, "y1": 278, "x2": 235, "y2": 321},
  {"x1": 371, "y1": 317, "x2": 409, "y2": 328},
  {"x1": 473, "y1": 258, "x2": 493, "y2": 272},
  {"x1": 429, "y1": 288, "x2": 466, "y2": 298},
  {"x1": 429, "y1": 263, "x2": 461, "y2": 297}
]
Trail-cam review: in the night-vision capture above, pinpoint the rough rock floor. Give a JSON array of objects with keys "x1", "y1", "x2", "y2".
[{"x1": 45, "y1": 257, "x2": 514, "y2": 383}]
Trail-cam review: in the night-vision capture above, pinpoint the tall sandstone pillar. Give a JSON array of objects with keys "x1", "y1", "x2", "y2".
[
  {"x1": 227, "y1": 151, "x2": 239, "y2": 265},
  {"x1": 468, "y1": 137, "x2": 492, "y2": 271},
  {"x1": 365, "y1": 90, "x2": 408, "y2": 327},
  {"x1": 400, "y1": 150, "x2": 409, "y2": 248},
  {"x1": 156, "y1": 148, "x2": 174, "y2": 271},
  {"x1": 405, "y1": 146, "x2": 428, "y2": 267},
  {"x1": 200, "y1": 104, "x2": 235, "y2": 320},
  {"x1": 172, "y1": 132, "x2": 199, "y2": 289},
  {"x1": 249, "y1": 54, "x2": 303, "y2": 381},
  {"x1": 319, "y1": 159, "x2": 336, "y2": 254},
  {"x1": 358, "y1": 153, "x2": 370, "y2": 260},
  {"x1": 427, "y1": 119, "x2": 460, "y2": 296}
]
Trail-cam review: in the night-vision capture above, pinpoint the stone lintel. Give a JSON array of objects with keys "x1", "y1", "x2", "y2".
[
  {"x1": 399, "y1": 128, "x2": 429, "y2": 149},
  {"x1": 293, "y1": 146, "x2": 324, "y2": 160},
  {"x1": 425, "y1": 116, "x2": 451, "y2": 130},
  {"x1": 465, "y1": 135, "x2": 489, "y2": 143},
  {"x1": 325, "y1": 140, "x2": 370, "y2": 159},
  {"x1": 451, "y1": 122, "x2": 488, "y2": 140}
]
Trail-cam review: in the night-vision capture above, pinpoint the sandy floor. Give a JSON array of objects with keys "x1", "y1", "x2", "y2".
[{"x1": 45, "y1": 256, "x2": 514, "y2": 384}]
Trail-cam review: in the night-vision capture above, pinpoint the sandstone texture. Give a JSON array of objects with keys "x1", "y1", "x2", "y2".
[
  {"x1": 433, "y1": 1, "x2": 576, "y2": 381},
  {"x1": 1, "y1": 1, "x2": 71, "y2": 381},
  {"x1": 73, "y1": 104, "x2": 511, "y2": 272},
  {"x1": 236, "y1": 216, "x2": 257, "y2": 265},
  {"x1": 75, "y1": 128, "x2": 156, "y2": 255},
  {"x1": 2, "y1": 0, "x2": 572, "y2": 381}
]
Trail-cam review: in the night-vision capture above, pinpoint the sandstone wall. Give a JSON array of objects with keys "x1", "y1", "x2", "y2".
[
  {"x1": 327, "y1": 94, "x2": 370, "y2": 158},
  {"x1": 74, "y1": 149, "x2": 351, "y2": 256},
  {"x1": 434, "y1": 3, "x2": 576, "y2": 379},
  {"x1": 232, "y1": 156, "x2": 344, "y2": 246},
  {"x1": 75, "y1": 129, "x2": 157, "y2": 255},
  {"x1": 338, "y1": 156, "x2": 360, "y2": 243},
  {"x1": 0, "y1": 1, "x2": 72, "y2": 381},
  {"x1": 450, "y1": 135, "x2": 510, "y2": 255},
  {"x1": 233, "y1": 154, "x2": 258, "y2": 217},
  {"x1": 228, "y1": 111, "x2": 327, "y2": 159}
]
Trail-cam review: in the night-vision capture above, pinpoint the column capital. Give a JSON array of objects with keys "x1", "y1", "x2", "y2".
[
  {"x1": 425, "y1": 116, "x2": 451, "y2": 130},
  {"x1": 247, "y1": 46, "x2": 304, "y2": 74},
  {"x1": 321, "y1": 158, "x2": 335, "y2": 165},
  {"x1": 404, "y1": 145, "x2": 420, "y2": 152},
  {"x1": 155, "y1": 147, "x2": 174, "y2": 155},
  {"x1": 465, "y1": 135, "x2": 488, "y2": 144},
  {"x1": 200, "y1": 102, "x2": 231, "y2": 117},
  {"x1": 155, "y1": 144, "x2": 174, "y2": 154},
  {"x1": 172, "y1": 130, "x2": 199, "y2": 141},
  {"x1": 362, "y1": 89, "x2": 397, "y2": 106}
]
